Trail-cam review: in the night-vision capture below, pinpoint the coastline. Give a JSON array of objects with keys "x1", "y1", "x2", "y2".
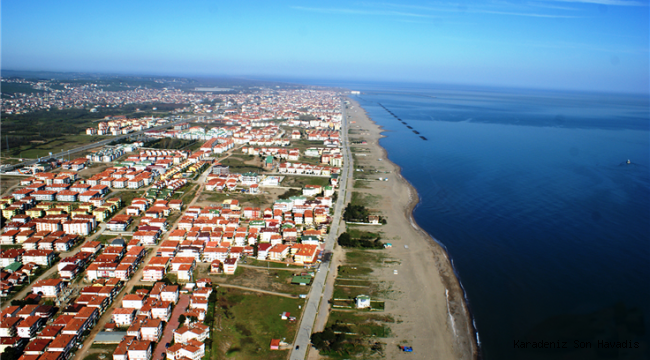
[{"x1": 346, "y1": 97, "x2": 478, "y2": 359}]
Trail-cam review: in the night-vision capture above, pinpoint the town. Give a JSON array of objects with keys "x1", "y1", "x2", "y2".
[{"x1": 0, "y1": 87, "x2": 376, "y2": 360}]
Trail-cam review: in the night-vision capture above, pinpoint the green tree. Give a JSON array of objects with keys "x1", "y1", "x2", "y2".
[
  {"x1": 343, "y1": 203, "x2": 369, "y2": 222},
  {"x1": 1, "y1": 347, "x2": 21, "y2": 360}
]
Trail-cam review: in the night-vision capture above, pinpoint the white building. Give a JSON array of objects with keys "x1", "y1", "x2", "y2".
[{"x1": 112, "y1": 308, "x2": 136, "y2": 326}]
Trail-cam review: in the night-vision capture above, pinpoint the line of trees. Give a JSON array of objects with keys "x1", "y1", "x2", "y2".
[{"x1": 337, "y1": 232, "x2": 384, "y2": 249}]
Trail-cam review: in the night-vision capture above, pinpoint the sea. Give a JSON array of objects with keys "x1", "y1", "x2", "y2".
[{"x1": 307, "y1": 80, "x2": 650, "y2": 359}]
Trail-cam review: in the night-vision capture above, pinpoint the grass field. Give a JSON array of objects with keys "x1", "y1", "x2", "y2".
[
  {"x1": 346, "y1": 228, "x2": 380, "y2": 240},
  {"x1": 171, "y1": 183, "x2": 199, "y2": 204},
  {"x1": 351, "y1": 191, "x2": 381, "y2": 207},
  {"x1": 212, "y1": 288, "x2": 303, "y2": 359},
  {"x1": 145, "y1": 138, "x2": 197, "y2": 150},
  {"x1": 83, "y1": 345, "x2": 118, "y2": 360},
  {"x1": 281, "y1": 175, "x2": 330, "y2": 188},
  {"x1": 198, "y1": 264, "x2": 307, "y2": 296},
  {"x1": 326, "y1": 311, "x2": 393, "y2": 337},
  {"x1": 246, "y1": 259, "x2": 304, "y2": 269},
  {"x1": 108, "y1": 190, "x2": 144, "y2": 207},
  {"x1": 334, "y1": 249, "x2": 387, "y2": 299},
  {"x1": 7, "y1": 135, "x2": 109, "y2": 159},
  {"x1": 353, "y1": 179, "x2": 371, "y2": 188},
  {"x1": 1, "y1": 82, "x2": 46, "y2": 95},
  {"x1": 219, "y1": 157, "x2": 267, "y2": 174},
  {"x1": 286, "y1": 138, "x2": 322, "y2": 153},
  {"x1": 0, "y1": 175, "x2": 23, "y2": 196},
  {"x1": 96, "y1": 235, "x2": 132, "y2": 244},
  {"x1": 198, "y1": 192, "x2": 270, "y2": 208}
]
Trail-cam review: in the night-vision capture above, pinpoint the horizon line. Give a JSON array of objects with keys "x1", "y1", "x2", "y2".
[{"x1": 2, "y1": 68, "x2": 648, "y2": 96}]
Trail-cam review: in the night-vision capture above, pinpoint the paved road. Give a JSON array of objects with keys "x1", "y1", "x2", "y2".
[
  {"x1": 289, "y1": 98, "x2": 353, "y2": 360},
  {"x1": 152, "y1": 294, "x2": 190, "y2": 360},
  {"x1": 312, "y1": 104, "x2": 356, "y2": 336}
]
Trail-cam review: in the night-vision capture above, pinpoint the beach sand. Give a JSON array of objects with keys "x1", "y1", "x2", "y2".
[{"x1": 339, "y1": 98, "x2": 477, "y2": 359}]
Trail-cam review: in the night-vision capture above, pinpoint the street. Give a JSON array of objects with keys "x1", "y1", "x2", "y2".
[{"x1": 289, "y1": 98, "x2": 353, "y2": 360}]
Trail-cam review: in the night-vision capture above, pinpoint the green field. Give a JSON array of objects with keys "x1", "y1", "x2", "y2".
[
  {"x1": 6, "y1": 135, "x2": 110, "y2": 159},
  {"x1": 327, "y1": 311, "x2": 393, "y2": 337},
  {"x1": 144, "y1": 138, "x2": 197, "y2": 150},
  {"x1": 353, "y1": 179, "x2": 371, "y2": 188},
  {"x1": 350, "y1": 191, "x2": 381, "y2": 207},
  {"x1": 96, "y1": 235, "x2": 133, "y2": 244},
  {"x1": 281, "y1": 175, "x2": 330, "y2": 188},
  {"x1": 286, "y1": 138, "x2": 323, "y2": 153},
  {"x1": 1, "y1": 103, "x2": 186, "y2": 158},
  {"x1": 219, "y1": 157, "x2": 266, "y2": 174},
  {"x1": 212, "y1": 288, "x2": 303, "y2": 359},
  {"x1": 108, "y1": 190, "x2": 144, "y2": 207},
  {"x1": 82, "y1": 344, "x2": 119, "y2": 360},
  {"x1": 171, "y1": 183, "x2": 198, "y2": 203},
  {"x1": 199, "y1": 265, "x2": 307, "y2": 296},
  {"x1": 246, "y1": 259, "x2": 304, "y2": 269},
  {"x1": 1, "y1": 82, "x2": 45, "y2": 95},
  {"x1": 199, "y1": 192, "x2": 270, "y2": 208}
]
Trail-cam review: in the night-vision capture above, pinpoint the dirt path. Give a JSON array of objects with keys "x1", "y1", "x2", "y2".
[
  {"x1": 211, "y1": 283, "x2": 298, "y2": 298},
  {"x1": 237, "y1": 264, "x2": 304, "y2": 272}
]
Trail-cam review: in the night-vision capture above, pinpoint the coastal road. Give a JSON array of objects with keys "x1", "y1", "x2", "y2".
[
  {"x1": 312, "y1": 102, "x2": 356, "y2": 335},
  {"x1": 289, "y1": 98, "x2": 353, "y2": 360}
]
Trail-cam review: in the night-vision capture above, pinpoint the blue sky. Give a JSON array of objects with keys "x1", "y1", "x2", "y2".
[{"x1": 2, "y1": 0, "x2": 648, "y2": 93}]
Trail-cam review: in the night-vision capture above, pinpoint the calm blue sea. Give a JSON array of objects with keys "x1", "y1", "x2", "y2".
[{"x1": 320, "y1": 80, "x2": 649, "y2": 359}]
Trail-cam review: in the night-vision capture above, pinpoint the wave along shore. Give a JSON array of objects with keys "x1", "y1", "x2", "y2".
[{"x1": 346, "y1": 97, "x2": 478, "y2": 359}]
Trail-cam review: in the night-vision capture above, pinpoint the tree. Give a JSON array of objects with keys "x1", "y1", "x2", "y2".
[
  {"x1": 343, "y1": 203, "x2": 369, "y2": 222},
  {"x1": 187, "y1": 315, "x2": 198, "y2": 323},
  {"x1": 310, "y1": 327, "x2": 347, "y2": 353},
  {"x1": 311, "y1": 328, "x2": 337, "y2": 351},
  {"x1": 208, "y1": 290, "x2": 217, "y2": 303},
  {"x1": 337, "y1": 232, "x2": 356, "y2": 247},
  {"x1": 178, "y1": 315, "x2": 186, "y2": 325},
  {"x1": 204, "y1": 314, "x2": 214, "y2": 324},
  {"x1": 1, "y1": 347, "x2": 21, "y2": 360}
]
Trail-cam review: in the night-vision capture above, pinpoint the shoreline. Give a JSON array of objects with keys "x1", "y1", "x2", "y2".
[{"x1": 347, "y1": 97, "x2": 478, "y2": 359}]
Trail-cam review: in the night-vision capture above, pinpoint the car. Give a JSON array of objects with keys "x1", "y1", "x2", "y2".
[
  {"x1": 394, "y1": 270, "x2": 398, "y2": 275},
  {"x1": 295, "y1": 345, "x2": 300, "y2": 350}
]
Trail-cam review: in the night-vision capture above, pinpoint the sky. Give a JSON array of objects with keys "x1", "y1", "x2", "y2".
[{"x1": 1, "y1": 0, "x2": 648, "y2": 93}]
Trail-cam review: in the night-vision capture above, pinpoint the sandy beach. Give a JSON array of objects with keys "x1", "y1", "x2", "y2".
[{"x1": 340, "y1": 98, "x2": 477, "y2": 359}]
